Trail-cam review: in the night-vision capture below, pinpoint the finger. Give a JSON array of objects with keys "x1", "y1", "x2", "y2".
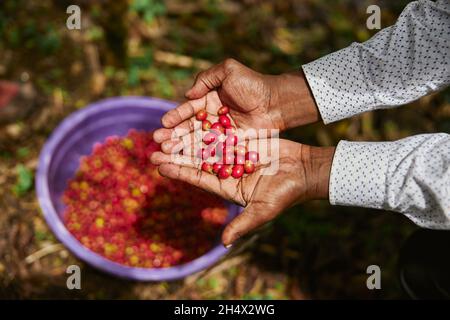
[
  {"x1": 156, "y1": 157, "x2": 246, "y2": 207},
  {"x1": 160, "y1": 131, "x2": 199, "y2": 155},
  {"x1": 171, "y1": 118, "x2": 196, "y2": 135},
  {"x1": 185, "y1": 61, "x2": 228, "y2": 99},
  {"x1": 221, "y1": 204, "x2": 269, "y2": 247},
  {"x1": 161, "y1": 139, "x2": 198, "y2": 156},
  {"x1": 154, "y1": 119, "x2": 198, "y2": 146},
  {"x1": 161, "y1": 139, "x2": 184, "y2": 154},
  {"x1": 161, "y1": 98, "x2": 206, "y2": 128},
  {"x1": 150, "y1": 152, "x2": 199, "y2": 168},
  {"x1": 157, "y1": 163, "x2": 221, "y2": 195},
  {"x1": 153, "y1": 128, "x2": 173, "y2": 143}
]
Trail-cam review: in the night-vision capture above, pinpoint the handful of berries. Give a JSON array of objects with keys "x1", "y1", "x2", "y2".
[
  {"x1": 195, "y1": 106, "x2": 260, "y2": 179},
  {"x1": 63, "y1": 130, "x2": 228, "y2": 268}
]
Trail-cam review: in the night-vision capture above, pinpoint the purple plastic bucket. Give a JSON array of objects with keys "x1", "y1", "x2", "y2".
[{"x1": 36, "y1": 96, "x2": 241, "y2": 281}]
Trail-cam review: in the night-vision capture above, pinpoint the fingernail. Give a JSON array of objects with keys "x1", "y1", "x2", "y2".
[
  {"x1": 224, "y1": 244, "x2": 232, "y2": 249},
  {"x1": 161, "y1": 119, "x2": 170, "y2": 128}
]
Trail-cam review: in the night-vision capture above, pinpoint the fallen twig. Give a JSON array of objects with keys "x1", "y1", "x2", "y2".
[
  {"x1": 154, "y1": 50, "x2": 213, "y2": 70},
  {"x1": 25, "y1": 243, "x2": 65, "y2": 264}
]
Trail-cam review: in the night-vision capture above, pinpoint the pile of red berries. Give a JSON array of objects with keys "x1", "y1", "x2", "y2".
[
  {"x1": 63, "y1": 129, "x2": 228, "y2": 268},
  {"x1": 196, "y1": 106, "x2": 259, "y2": 179}
]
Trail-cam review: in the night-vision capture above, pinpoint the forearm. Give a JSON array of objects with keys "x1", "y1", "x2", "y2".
[
  {"x1": 329, "y1": 133, "x2": 450, "y2": 229},
  {"x1": 302, "y1": 0, "x2": 450, "y2": 124}
]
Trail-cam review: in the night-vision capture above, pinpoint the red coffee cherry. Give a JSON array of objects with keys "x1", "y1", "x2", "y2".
[
  {"x1": 235, "y1": 155, "x2": 245, "y2": 165},
  {"x1": 212, "y1": 163, "x2": 224, "y2": 174},
  {"x1": 224, "y1": 144, "x2": 236, "y2": 156},
  {"x1": 201, "y1": 162, "x2": 213, "y2": 174},
  {"x1": 234, "y1": 145, "x2": 246, "y2": 157},
  {"x1": 225, "y1": 134, "x2": 238, "y2": 146},
  {"x1": 196, "y1": 109, "x2": 208, "y2": 121},
  {"x1": 231, "y1": 165, "x2": 244, "y2": 179},
  {"x1": 202, "y1": 120, "x2": 212, "y2": 131},
  {"x1": 219, "y1": 115, "x2": 232, "y2": 128},
  {"x1": 217, "y1": 106, "x2": 229, "y2": 115},
  {"x1": 206, "y1": 144, "x2": 216, "y2": 157},
  {"x1": 245, "y1": 151, "x2": 259, "y2": 163},
  {"x1": 218, "y1": 165, "x2": 232, "y2": 179},
  {"x1": 223, "y1": 152, "x2": 235, "y2": 165},
  {"x1": 244, "y1": 160, "x2": 255, "y2": 173},
  {"x1": 210, "y1": 122, "x2": 225, "y2": 135},
  {"x1": 225, "y1": 127, "x2": 237, "y2": 136},
  {"x1": 203, "y1": 132, "x2": 217, "y2": 145}
]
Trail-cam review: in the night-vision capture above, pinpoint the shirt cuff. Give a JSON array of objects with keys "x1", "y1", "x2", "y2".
[
  {"x1": 329, "y1": 140, "x2": 396, "y2": 209},
  {"x1": 302, "y1": 44, "x2": 376, "y2": 124}
]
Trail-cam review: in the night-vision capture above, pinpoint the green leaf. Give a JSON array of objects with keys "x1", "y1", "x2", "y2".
[
  {"x1": 127, "y1": 65, "x2": 140, "y2": 87},
  {"x1": 39, "y1": 26, "x2": 61, "y2": 54},
  {"x1": 131, "y1": 0, "x2": 151, "y2": 12},
  {"x1": 12, "y1": 164, "x2": 33, "y2": 196},
  {"x1": 208, "y1": 277, "x2": 219, "y2": 289},
  {"x1": 130, "y1": 0, "x2": 166, "y2": 23},
  {"x1": 35, "y1": 231, "x2": 49, "y2": 241},
  {"x1": 16, "y1": 147, "x2": 29, "y2": 158}
]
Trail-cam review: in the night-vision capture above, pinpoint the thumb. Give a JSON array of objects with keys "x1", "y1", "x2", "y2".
[
  {"x1": 221, "y1": 204, "x2": 269, "y2": 248},
  {"x1": 185, "y1": 60, "x2": 229, "y2": 99}
]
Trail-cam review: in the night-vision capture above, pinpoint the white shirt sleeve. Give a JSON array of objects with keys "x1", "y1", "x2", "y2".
[
  {"x1": 302, "y1": 0, "x2": 450, "y2": 124},
  {"x1": 329, "y1": 133, "x2": 450, "y2": 229}
]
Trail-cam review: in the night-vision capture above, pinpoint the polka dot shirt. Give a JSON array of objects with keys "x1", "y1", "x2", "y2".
[{"x1": 302, "y1": 0, "x2": 450, "y2": 228}]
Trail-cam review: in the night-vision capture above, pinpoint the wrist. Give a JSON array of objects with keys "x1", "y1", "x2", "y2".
[
  {"x1": 300, "y1": 145, "x2": 335, "y2": 201},
  {"x1": 267, "y1": 71, "x2": 320, "y2": 130}
]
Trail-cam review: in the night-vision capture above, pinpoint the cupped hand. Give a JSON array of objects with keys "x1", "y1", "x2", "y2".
[
  {"x1": 153, "y1": 58, "x2": 320, "y2": 145},
  {"x1": 150, "y1": 139, "x2": 334, "y2": 247}
]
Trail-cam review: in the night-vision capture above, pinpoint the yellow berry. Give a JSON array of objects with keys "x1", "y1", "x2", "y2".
[
  {"x1": 95, "y1": 217, "x2": 104, "y2": 228},
  {"x1": 129, "y1": 255, "x2": 139, "y2": 265},
  {"x1": 131, "y1": 188, "x2": 141, "y2": 197},
  {"x1": 121, "y1": 138, "x2": 134, "y2": 150}
]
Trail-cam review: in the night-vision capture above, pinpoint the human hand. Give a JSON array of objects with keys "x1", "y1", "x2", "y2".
[
  {"x1": 150, "y1": 139, "x2": 334, "y2": 247},
  {"x1": 153, "y1": 59, "x2": 320, "y2": 145}
]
